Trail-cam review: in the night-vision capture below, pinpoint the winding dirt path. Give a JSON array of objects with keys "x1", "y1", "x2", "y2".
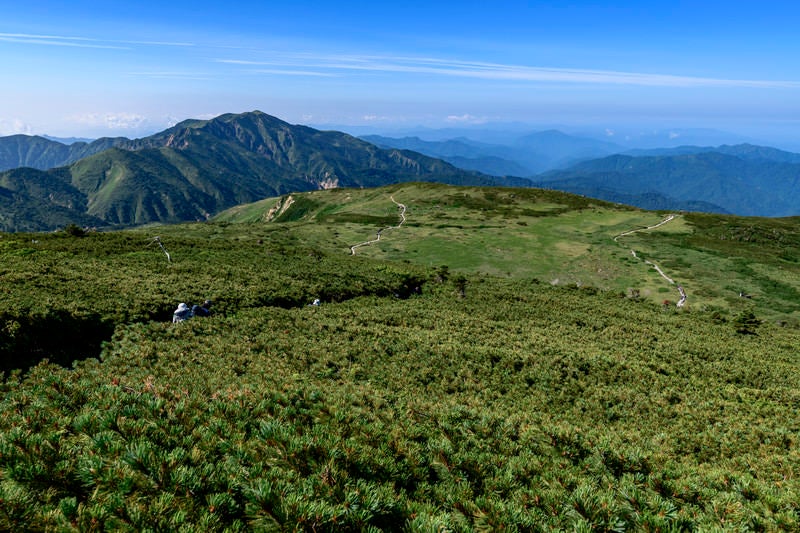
[
  {"x1": 614, "y1": 214, "x2": 687, "y2": 307},
  {"x1": 350, "y1": 197, "x2": 407, "y2": 255}
]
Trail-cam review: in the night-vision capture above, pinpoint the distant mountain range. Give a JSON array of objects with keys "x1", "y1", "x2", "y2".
[
  {"x1": 0, "y1": 111, "x2": 528, "y2": 232},
  {"x1": 623, "y1": 143, "x2": 800, "y2": 163},
  {"x1": 360, "y1": 132, "x2": 800, "y2": 217},
  {"x1": 3, "y1": 112, "x2": 800, "y2": 232},
  {"x1": 533, "y1": 146, "x2": 800, "y2": 217},
  {"x1": 361, "y1": 130, "x2": 621, "y2": 175}
]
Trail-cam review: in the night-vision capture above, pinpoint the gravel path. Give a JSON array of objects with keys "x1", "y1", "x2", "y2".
[
  {"x1": 350, "y1": 197, "x2": 407, "y2": 255},
  {"x1": 614, "y1": 215, "x2": 687, "y2": 307}
]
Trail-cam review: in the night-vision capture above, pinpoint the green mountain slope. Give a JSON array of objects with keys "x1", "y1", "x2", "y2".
[
  {"x1": 1, "y1": 188, "x2": 799, "y2": 530},
  {"x1": 0, "y1": 167, "x2": 105, "y2": 232},
  {"x1": 217, "y1": 183, "x2": 800, "y2": 324},
  {"x1": 0, "y1": 134, "x2": 123, "y2": 172},
  {"x1": 0, "y1": 135, "x2": 82, "y2": 171},
  {"x1": 536, "y1": 151, "x2": 800, "y2": 216},
  {"x1": 1, "y1": 111, "x2": 527, "y2": 230},
  {"x1": 69, "y1": 148, "x2": 227, "y2": 224}
]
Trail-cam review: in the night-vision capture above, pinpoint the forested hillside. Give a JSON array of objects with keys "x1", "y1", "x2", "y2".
[
  {"x1": 0, "y1": 134, "x2": 114, "y2": 172},
  {"x1": 535, "y1": 150, "x2": 800, "y2": 217}
]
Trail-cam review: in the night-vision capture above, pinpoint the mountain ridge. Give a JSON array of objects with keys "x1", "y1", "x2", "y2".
[
  {"x1": 360, "y1": 130, "x2": 623, "y2": 175},
  {"x1": 534, "y1": 149, "x2": 800, "y2": 217},
  {"x1": 4, "y1": 113, "x2": 800, "y2": 230},
  {"x1": 0, "y1": 111, "x2": 528, "y2": 231}
]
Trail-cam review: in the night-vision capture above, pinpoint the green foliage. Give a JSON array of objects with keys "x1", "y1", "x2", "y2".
[
  {"x1": 2, "y1": 187, "x2": 800, "y2": 530},
  {"x1": 733, "y1": 311, "x2": 762, "y2": 335},
  {"x1": 2, "y1": 257, "x2": 800, "y2": 529},
  {"x1": 452, "y1": 274, "x2": 468, "y2": 297},
  {"x1": 63, "y1": 223, "x2": 86, "y2": 237},
  {"x1": 0, "y1": 223, "x2": 427, "y2": 372}
]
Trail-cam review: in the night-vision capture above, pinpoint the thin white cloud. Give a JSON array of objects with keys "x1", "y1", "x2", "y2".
[
  {"x1": 0, "y1": 32, "x2": 193, "y2": 49},
  {"x1": 118, "y1": 40, "x2": 194, "y2": 47},
  {"x1": 215, "y1": 53, "x2": 800, "y2": 89},
  {"x1": 105, "y1": 113, "x2": 148, "y2": 130},
  {"x1": 0, "y1": 32, "x2": 98, "y2": 42},
  {"x1": 363, "y1": 114, "x2": 394, "y2": 122},
  {"x1": 0, "y1": 32, "x2": 129, "y2": 49},
  {"x1": 446, "y1": 114, "x2": 487, "y2": 124},
  {"x1": 215, "y1": 60, "x2": 337, "y2": 77},
  {"x1": 250, "y1": 69, "x2": 337, "y2": 77},
  {"x1": 68, "y1": 112, "x2": 150, "y2": 131},
  {"x1": 5, "y1": 28, "x2": 795, "y2": 90},
  {"x1": 126, "y1": 71, "x2": 212, "y2": 81}
]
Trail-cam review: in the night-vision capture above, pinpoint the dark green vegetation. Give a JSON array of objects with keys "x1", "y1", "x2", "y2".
[
  {"x1": 0, "y1": 222, "x2": 423, "y2": 375},
  {"x1": 0, "y1": 134, "x2": 117, "y2": 172},
  {"x1": 2, "y1": 183, "x2": 799, "y2": 530},
  {"x1": 0, "y1": 112, "x2": 527, "y2": 232},
  {"x1": 535, "y1": 147, "x2": 800, "y2": 217},
  {"x1": 0, "y1": 167, "x2": 107, "y2": 232}
]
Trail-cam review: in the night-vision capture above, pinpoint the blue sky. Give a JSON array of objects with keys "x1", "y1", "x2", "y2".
[{"x1": 2, "y1": 1, "x2": 800, "y2": 144}]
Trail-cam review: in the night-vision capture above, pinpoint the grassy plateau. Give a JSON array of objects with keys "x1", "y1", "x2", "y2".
[{"x1": 1, "y1": 182, "x2": 799, "y2": 531}]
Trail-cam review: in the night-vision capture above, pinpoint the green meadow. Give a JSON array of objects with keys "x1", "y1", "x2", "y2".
[
  {"x1": 2, "y1": 183, "x2": 799, "y2": 530},
  {"x1": 219, "y1": 183, "x2": 800, "y2": 323}
]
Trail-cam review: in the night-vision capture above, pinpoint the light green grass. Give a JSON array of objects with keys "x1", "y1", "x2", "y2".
[{"x1": 216, "y1": 183, "x2": 800, "y2": 323}]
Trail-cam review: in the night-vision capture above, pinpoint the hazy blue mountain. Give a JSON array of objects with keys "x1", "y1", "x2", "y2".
[
  {"x1": 361, "y1": 130, "x2": 623, "y2": 175},
  {"x1": 361, "y1": 135, "x2": 535, "y2": 176},
  {"x1": 440, "y1": 155, "x2": 533, "y2": 177},
  {"x1": 360, "y1": 135, "x2": 486, "y2": 158},
  {"x1": 42, "y1": 135, "x2": 96, "y2": 145},
  {"x1": 0, "y1": 111, "x2": 528, "y2": 231},
  {"x1": 510, "y1": 130, "x2": 622, "y2": 171},
  {"x1": 571, "y1": 126, "x2": 761, "y2": 149},
  {"x1": 535, "y1": 151, "x2": 800, "y2": 217},
  {"x1": 0, "y1": 135, "x2": 81, "y2": 171},
  {"x1": 625, "y1": 143, "x2": 800, "y2": 164}
]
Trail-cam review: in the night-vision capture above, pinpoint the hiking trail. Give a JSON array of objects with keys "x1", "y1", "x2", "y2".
[
  {"x1": 614, "y1": 214, "x2": 687, "y2": 307},
  {"x1": 350, "y1": 197, "x2": 407, "y2": 255}
]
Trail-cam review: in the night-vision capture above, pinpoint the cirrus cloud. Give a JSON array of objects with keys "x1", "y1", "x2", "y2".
[{"x1": 215, "y1": 54, "x2": 800, "y2": 89}]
